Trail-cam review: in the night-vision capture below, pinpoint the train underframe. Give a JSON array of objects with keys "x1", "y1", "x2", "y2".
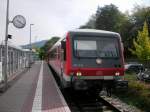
[
  {"x1": 61, "y1": 75, "x2": 128, "y2": 96},
  {"x1": 49, "y1": 64, "x2": 128, "y2": 96}
]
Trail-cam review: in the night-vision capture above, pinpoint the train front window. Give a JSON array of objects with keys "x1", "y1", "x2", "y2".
[
  {"x1": 97, "y1": 40, "x2": 118, "y2": 58},
  {"x1": 74, "y1": 37, "x2": 119, "y2": 58},
  {"x1": 74, "y1": 40, "x2": 97, "y2": 57}
]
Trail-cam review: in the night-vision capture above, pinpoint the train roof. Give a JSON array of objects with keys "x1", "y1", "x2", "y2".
[
  {"x1": 68, "y1": 29, "x2": 120, "y2": 36},
  {"x1": 49, "y1": 29, "x2": 121, "y2": 52}
]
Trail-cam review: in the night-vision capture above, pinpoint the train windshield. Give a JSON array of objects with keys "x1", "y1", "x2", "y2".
[{"x1": 74, "y1": 37, "x2": 119, "y2": 58}]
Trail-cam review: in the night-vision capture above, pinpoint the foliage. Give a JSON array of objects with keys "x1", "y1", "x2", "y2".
[
  {"x1": 132, "y1": 5, "x2": 150, "y2": 33},
  {"x1": 115, "y1": 73, "x2": 150, "y2": 112},
  {"x1": 130, "y1": 22, "x2": 150, "y2": 62},
  {"x1": 37, "y1": 48, "x2": 44, "y2": 60},
  {"x1": 95, "y1": 4, "x2": 126, "y2": 32},
  {"x1": 79, "y1": 15, "x2": 96, "y2": 29},
  {"x1": 38, "y1": 37, "x2": 60, "y2": 59}
]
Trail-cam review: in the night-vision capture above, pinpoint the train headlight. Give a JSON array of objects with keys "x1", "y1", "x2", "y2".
[
  {"x1": 115, "y1": 72, "x2": 120, "y2": 76},
  {"x1": 76, "y1": 72, "x2": 82, "y2": 76},
  {"x1": 96, "y1": 58, "x2": 102, "y2": 64}
]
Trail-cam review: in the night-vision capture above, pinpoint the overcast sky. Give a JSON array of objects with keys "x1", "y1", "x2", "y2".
[{"x1": 0, "y1": 0, "x2": 149, "y2": 46}]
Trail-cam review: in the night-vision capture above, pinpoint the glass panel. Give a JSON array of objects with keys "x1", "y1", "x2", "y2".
[
  {"x1": 97, "y1": 40, "x2": 118, "y2": 57},
  {"x1": 74, "y1": 37, "x2": 119, "y2": 58},
  {"x1": 74, "y1": 40, "x2": 97, "y2": 57},
  {"x1": 74, "y1": 40, "x2": 96, "y2": 50}
]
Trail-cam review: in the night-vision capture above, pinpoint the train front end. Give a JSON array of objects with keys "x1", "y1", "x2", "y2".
[{"x1": 65, "y1": 30, "x2": 128, "y2": 91}]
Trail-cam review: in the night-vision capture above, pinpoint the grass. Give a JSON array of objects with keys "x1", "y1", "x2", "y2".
[{"x1": 114, "y1": 72, "x2": 150, "y2": 112}]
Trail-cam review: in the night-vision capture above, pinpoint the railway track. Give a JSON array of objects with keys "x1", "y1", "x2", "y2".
[
  {"x1": 100, "y1": 92, "x2": 142, "y2": 112},
  {"x1": 63, "y1": 89, "x2": 141, "y2": 112},
  {"x1": 62, "y1": 89, "x2": 120, "y2": 112}
]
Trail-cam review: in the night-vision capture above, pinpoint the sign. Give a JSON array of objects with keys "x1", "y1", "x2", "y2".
[{"x1": 12, "y1": 15, "x2": 26, "y2": 28}]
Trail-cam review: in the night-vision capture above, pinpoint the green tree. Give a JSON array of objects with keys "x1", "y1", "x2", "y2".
[
  {"x1": 79, "y1": 15, "x2": 96, "y2": 29},
  {"x1": 129, "y1": 6, "x2": 150, "y2": 39},
  {"x1": 95, "y1": 4, "x2": 126, "y2": 32},
  {"x1": 130, "y1": 21, "x2": 150, "y2": 63},
  {"x1": 38, "y1": 37, "x2": 60, "y2": 59},
  {"x1": 37, "y1": 48, "x2": 45, "y2": 59},
  {"x1": 132, "y1": 5, "x2": 150, "y2": 28},
  {"x1": 122, "y1": 6, "x2": 150, "y2": 58}
]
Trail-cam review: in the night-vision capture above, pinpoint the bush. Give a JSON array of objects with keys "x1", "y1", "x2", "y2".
[{"x1": 115, "y1": 73, "x2": 150, "y2": 111}]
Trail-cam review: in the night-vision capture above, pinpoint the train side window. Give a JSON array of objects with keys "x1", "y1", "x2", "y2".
[{"x1": 61, "y1": 41, "x2": 66, "y2": 61}]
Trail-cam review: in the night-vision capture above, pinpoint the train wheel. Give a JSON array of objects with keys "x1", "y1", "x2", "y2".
[
  {"x1": 105, "y1": 84, "x2": 112, "y2": 97},
  {"x1": 106, "y1": 87, "x2": 112, "y2": 97}
]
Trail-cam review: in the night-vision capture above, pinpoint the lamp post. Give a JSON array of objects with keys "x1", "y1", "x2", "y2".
[
  {"x1": 29, "y1": 24, "x2": 34, "y2": 67},
  {"x1": 3, "y1": 0, "x2": 10, "y2": 90},
  {"x1": 3, "y1": 0, "x2": 26, "y2": 91}
]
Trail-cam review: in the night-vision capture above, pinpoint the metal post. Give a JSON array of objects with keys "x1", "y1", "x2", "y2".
[
  {"x1": 4, "y1": 0, "x2": 10, "y2": 90},
  {"x1": 29, "y1": 24, "x2": 34, "y2": 67}
]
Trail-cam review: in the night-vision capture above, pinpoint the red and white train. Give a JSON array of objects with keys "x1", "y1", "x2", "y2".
[{"x1": 48, "y1": 29, "x2": 127, "y2": 93}]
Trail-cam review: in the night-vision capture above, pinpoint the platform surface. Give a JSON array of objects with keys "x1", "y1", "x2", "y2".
[{"x1": 0, "y1": 61, "x2": 70, "y2": 112}]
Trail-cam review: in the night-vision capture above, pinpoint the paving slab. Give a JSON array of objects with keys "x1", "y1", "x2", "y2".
[{"x1": 0, "y1": 61, "x2": 70, "y2": 112}]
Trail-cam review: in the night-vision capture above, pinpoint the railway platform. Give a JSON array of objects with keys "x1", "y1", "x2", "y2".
[{"x1": 0, "y1": 61, "x2": 70, "y2": 112}]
